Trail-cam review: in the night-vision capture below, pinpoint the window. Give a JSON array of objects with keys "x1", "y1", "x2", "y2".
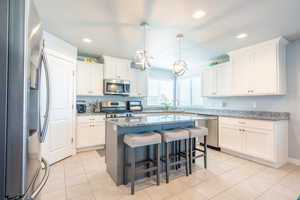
[
  {"x1": 147, "y1": 77, "x2": 174, "y2": 106},
  {"x1": 176, "y1": 74, "x2": 203, "y2": 107}
]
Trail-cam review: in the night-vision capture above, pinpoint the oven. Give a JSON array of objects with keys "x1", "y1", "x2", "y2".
[{"x1": 127, "y1": 101, "x2": 143, "y2": 112}]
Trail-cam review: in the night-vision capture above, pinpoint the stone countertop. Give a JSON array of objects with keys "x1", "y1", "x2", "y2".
[
  {"x1": 142, "y1": 108, "x2": 290, "y2": 121},
  {"x1": 76, "y1": 108, "x2": 290, "y2": 121},
  {"x1": 77, "y1": 112, "x2": 106, "y2": 116},
  {"x1": 106, "y1": 114, "x2": 209, "y2": 127}
]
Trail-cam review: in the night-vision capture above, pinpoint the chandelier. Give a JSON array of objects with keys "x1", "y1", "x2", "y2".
[
  {"x1": 134, "y1": 22, "x2": 151, "y2": 71},
  {"x1": 173, "y1": 33, "x2": 188, "y2": 76}
]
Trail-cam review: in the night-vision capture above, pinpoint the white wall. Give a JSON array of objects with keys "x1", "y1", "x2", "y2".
[{"x1": 202, "y1": 40, "x2": 300, "y2": 160}]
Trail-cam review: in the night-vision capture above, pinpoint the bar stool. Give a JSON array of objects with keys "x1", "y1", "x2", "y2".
[
  {"x1": 123, "y1": 132, "x2": 161, "y2": 195},
  {"x1": 185, "y1": 127, "x2": 208, "y2": 174},
  {"x1": 159, "y1": 129, "x2": 190, "y2": 183}
]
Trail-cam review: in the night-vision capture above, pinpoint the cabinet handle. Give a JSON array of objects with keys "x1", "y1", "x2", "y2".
[{"x1": 238, "y1": 121, "x2": 246, "y2": 124}]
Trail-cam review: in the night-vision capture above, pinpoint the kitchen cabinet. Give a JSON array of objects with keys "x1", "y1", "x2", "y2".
[
  {"x1": 130, "y1": 68, "x2": 148, "y2": 97},
  {"x1": 216, "y1": 63, "x2": 232, "y2": 96},
  {"x1": 229, "y1": 37, "x2": 288, "y2": 96},
  {"x1": 76, "y1": 115, "x2": 105, "y2": 150},
  {"x1": 202, "y1": 62, "x2": 232, "y2": 97},
  {"x1": 202, "y1": 37, "x2": 288, "y2": 97},
  {"x1": 103, "y1": 56, "x2": 131, "y2": 80},
  {"x1": 219, "y1": 117, "x2": 288, "y2": 167},
  {"x1": 77, "y1": 61, "x2": 103, "y2": 96},
  {"x1": 202, "y1": 68, "x2": 217, "y2": 96}
]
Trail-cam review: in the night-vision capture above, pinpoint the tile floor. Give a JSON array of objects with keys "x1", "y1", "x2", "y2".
[{"x1": 39, "y1": 149, "x2": 300, "y2": 200}]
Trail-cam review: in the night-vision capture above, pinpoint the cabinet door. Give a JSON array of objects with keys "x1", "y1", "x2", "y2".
[
  {"x1": 252, "y1": 42, "x2": 277, "y2": 95},
  {"x1": 244, "y1": 128, "x2": 274, "y2": 161},
  {"x1": 130, "y1": 69, "x2": 148, "y2": 97},
  {"x1": 117, "y1": 59, "x2": 130, "y2": 80},
  {"x1": 104, "y1": 59, "x2": 116, "y2": 79},
  {"x1": 217, "y1": 63, "x2": 232, "y2": 96},
  {"x1": 93, "y1": 122, "x2": 105, "y2": 146},
  {"x1": 90, "y1": 63, "x2": 103, "y2": 95},
  {"x1": 231, "y1": 50, "x2": 253, "y2": 95},
  {"x1": 219, "y1": 125, "x2": 243, "y2": 153},
  {"x1": 202, "y1": 68, "x2": 217, "y2": 96},
  {"x1": 76, "y1": 123, "x2": 92, "y2": 148},
  {"x1": 77, "y1": 61, "x2": 92, "y2": 95}
]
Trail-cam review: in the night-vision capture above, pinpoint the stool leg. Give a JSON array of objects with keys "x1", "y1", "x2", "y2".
[
  {"x1": 204, "y1": 135, "x2": 207, "y2": 169},
  {"x1": 156, "y1": 144, "x2": 160, "y2": 186},
  {"x1": 146, "y1": 145, "x2": 151, "y2": 177},
  {"x1": 189, "y1": 138, "x2": 192, "y2": 175},
  {"x1": 174, "y1": 141, "x2": 178, "y2": 170},
  {"x1": 185, "y1": 139, "x2": 189, "y2": 176},
  {"x1": 165, "y1": 142, "x2": 170, "y2": 183},
  {"x1": 130, "y1": 147, "x2": 135, "y2": 195},
  {"x1": 123, "y1": 145, "x2": 127, "y2": 185},
  {"x1": 192, "y1": 138, "x2": 196, "y2": 164},
  {"x1": 178, "y1": 140, "x2": 181, "y2": 168}
]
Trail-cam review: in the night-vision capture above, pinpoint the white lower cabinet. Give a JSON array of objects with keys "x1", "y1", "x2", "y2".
[
  {"x1": 219, "y1": 117, "x2": 288, "y2": 167},
  {"x1": 76, "y1": 115, "x2": 105, "y2": 150}
]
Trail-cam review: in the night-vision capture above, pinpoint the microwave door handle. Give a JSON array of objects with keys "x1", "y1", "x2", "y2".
[
  {"x1": 28, "y1": 158, "x2": 50, "y2": 200},
  {"x1": 39, "y1": 46, "x2": 51, "y2": 143}
]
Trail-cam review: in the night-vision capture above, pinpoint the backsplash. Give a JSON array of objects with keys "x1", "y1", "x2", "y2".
[{"x1": 76, "y1": 95, "x2": 144, "y2": 112}]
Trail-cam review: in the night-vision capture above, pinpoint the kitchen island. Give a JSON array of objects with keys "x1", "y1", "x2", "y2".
[{"x1": 105, "y1": 114, "x2": 209, "y2": 185}]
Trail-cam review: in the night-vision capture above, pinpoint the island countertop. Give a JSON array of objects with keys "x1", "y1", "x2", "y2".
[{"x1": 106, "y1": 114, "x2": 209, "y2": 127}]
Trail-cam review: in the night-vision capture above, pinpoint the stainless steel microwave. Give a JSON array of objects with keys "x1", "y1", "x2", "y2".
[{"x1": 104, "y1": 79, "x2": 130, "y2": 95}]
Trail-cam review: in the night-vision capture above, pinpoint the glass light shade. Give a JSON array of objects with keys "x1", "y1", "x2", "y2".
[
  {"x1": 173, "y1": 60, "x2": 188, "y2": 76},
  {"x1": 135, "y1": 50, "x2": 150, "y2": 71}
]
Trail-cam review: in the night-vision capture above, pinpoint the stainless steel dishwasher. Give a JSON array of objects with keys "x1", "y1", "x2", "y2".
[{"x1": 196, "y1": 115, "x2": 220, "y2": 151}]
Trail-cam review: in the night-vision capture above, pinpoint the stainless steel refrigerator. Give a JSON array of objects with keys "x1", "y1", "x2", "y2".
[{"x1": 0, "y1": 0, "x2": 50, "y2": 199}]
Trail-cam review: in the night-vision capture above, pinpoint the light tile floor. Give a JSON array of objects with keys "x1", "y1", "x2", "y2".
[{"x1": 39, "y1": 149, "x2": 300, "y2": 200}]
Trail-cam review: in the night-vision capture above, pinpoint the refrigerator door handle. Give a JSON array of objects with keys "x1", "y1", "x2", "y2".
[
  {"x1": 28, "y1": 158, "x2": 50, "y2": 200},
  {"x1": 39, "y1": 42, "x2": 50, "y2": 143}
]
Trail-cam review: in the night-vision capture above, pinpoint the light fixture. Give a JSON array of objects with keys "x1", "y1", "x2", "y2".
[
  {"x1": 82, "y1": 38, "x2": 92, "y2": 43},
  {"x1": 172, "y1": 33, "x2": 188, "y2": 76},
  {"x1": 236, "y1": 33, "x2": 248, "y2": 39},
  {"x1": 192, "y1": 10, "x2": 206, "y2": 19},
  {"x1": 134, "y1": 22, "x2": 151, "y2": 71}
]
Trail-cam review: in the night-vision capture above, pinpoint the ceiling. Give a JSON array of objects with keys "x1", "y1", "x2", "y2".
[{"x1": 34, "y1": 0, "x2": 300, "y2": 70}]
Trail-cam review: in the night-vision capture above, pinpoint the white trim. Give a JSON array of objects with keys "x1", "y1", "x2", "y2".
[
  {"x1": 45, "y1": 48, "x2": 77, "y2": 64},
  {"x1": 288, "y1": 157, "x2": 300, "y2": 166},
  {"x1": 221, "y1": 148, "x2": 285, "y2": 168}
]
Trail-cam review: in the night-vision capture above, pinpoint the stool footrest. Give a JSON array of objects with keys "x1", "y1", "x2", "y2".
[
  {"x1": 135, "y1": 166, "x2": 159, "y2": 175},
  {"x1": 125, "y1": 159, "x2": 156, "y2": 168}
]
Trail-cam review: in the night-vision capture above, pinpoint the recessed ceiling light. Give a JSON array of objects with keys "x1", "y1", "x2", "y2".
[
  {"x1": 193, "y1": 10, "x2": 206, "y2": 19},
  {"x1": 82, "y1": 38, "x2": 92, "y2": 43},
  {"x1": 236, "y1": 33, "x2": 248, "y2": 39}
]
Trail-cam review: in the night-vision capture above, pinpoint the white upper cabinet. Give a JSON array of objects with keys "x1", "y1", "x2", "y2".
[
  {"x1": 202, "y1": 68, "x2": 217, "y2": 96},
  {"x1": 77, "y1": 61, "x2": 103, "y2": 96},
  {"x1": 103, "y1": 56, "x2": 131, "y2": 80},
  {"x1": 130, "y1": 68, "x2": 148, "y2": 97},
  {"x1": 202, "y1": 62, "x2": 232, "y2": 97},
  {"x1": 229, "y1": 37, "x2": 288, "y2": 96},
  {"x1": 202, "y1": 37, "x2": 288, "y2": 97},
  {"x1": 216, "y1": 62, "x2": 232, "y2": 96}
]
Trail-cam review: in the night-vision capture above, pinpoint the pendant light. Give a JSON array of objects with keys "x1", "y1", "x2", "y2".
[
  {"x1": 134, "y1": 22, "x2": 151, "y2": 71},
  {"x1": 173, "y1": 33, "x2": 188, "y2": 76}
]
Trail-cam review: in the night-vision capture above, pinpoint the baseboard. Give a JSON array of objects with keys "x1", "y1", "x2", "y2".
[
  {"x1": 77, "y1": 145, "x2": 105, "y2": 153},
  {"x1": 288, "y1": 157, "x2": 300, "y2": 166}
]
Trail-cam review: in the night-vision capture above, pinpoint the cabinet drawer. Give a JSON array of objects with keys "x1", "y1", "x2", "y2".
[
  {"x1": 219, "y1": 117, "x2": 274, "y2": 131},
  {"x1": 77, "y1": 115, "x2": 106, "y2": 123}
]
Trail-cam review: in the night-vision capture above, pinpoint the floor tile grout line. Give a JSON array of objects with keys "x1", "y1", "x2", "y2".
[{"x1": 254, "y1": 168, "x2": 299, "y2": 200}]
